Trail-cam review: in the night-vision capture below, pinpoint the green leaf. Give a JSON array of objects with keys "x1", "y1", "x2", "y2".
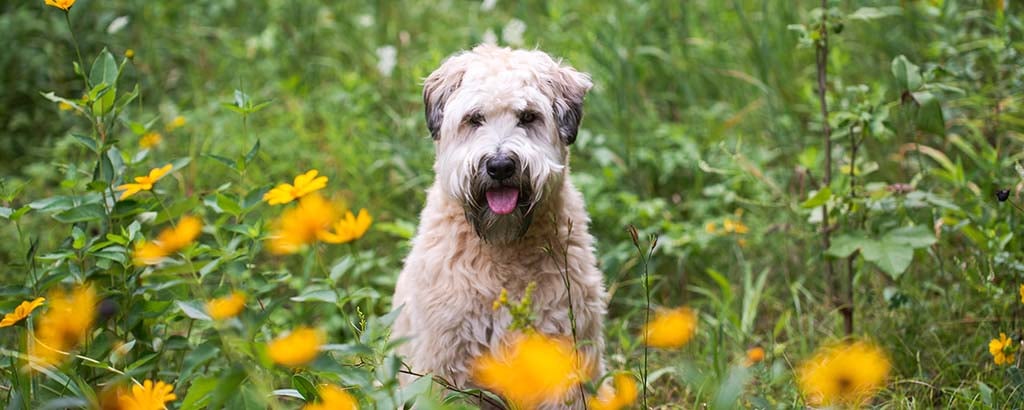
[
  {"x1": 244, "y1": 139, "x2": 261, "y2": 165},
  {"x1": 175, "y1": 301, "x2": 212, "y2": 321},
  {"x1": 912, "y1": 91, "x2": 945, "y2": 135},
  {"x1": 215, "y1": 193, "x2": 243, "y2": 216},
  {"x1": 53, "y1": 203, "x2": 106, "y2": 223},
  {"x1": 884, "y1": 225, "x2": 938, "y2": 248},
  {"x1": 89, "y1": 48, "x2": 119, "y2": 88},
  {"x1": 71, "y1": 133, "x2": 99, "y2": 153},
  {"x1": 179, "y1": 376, "x2": 218, "y2": 410},
  {"x1": 292, "y1": 374, "x2": 317, "y2": 401},
  {"x1": 800, "y1": 187, "x2": 832, "y2": 209},
  {"x1": 826, "y1": 232, "x2": 871, "y2": 258},
  {"x1": 290, "y1": 289, "x2": 338, "y2": 303},
  {"x1": 860, "y1": 239, "x2": 914, "y2": 279},
  {"x1": 891, "y1": 55, "x2": 921, "y2": 91}
]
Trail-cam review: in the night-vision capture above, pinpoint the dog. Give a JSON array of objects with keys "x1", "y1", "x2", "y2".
[{"x1": 391, "y1": 45, "x2": 607, "y2": 408}]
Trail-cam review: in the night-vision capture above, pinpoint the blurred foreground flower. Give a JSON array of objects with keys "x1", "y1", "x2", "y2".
[
  {"x1": 643, "y1": 307, "x2": 697, "y2": 349},
  {"x1": 139, "y1": 132, "x2": 162, "y2": 149},
  {"x1": 989, "y1": 333, "x2": 1014, "y2": 366},
  {"x1": 797, "y1": 340, "x2": 890, "y2": 407},
  {"x1": 588, "y1": 373, "x2": 637, "y2": 410},
  {"x1": 1019, "y1": 284, "x2": 1024, "y2": 304},
  {"x1": 472, "y1": 332, "x2": 585, "y2": 409},
  {"x1": 44, "y1": 0, "x2": 76, "y2": 11},
  {"x1": 117, "y1": 380, "x2": 176, "y2": 410},
  {"x1": 268, "y1": 327, "x2": 324, "y2": 367},
  {"x1": 206, "y1": 292, "x2": 246, "y2": 320},
  {"x1": 133, "y1": 216, "x2": 202, "y2": 265},
  {"x1": 319, "y1": 209, "x2": 373, "y2": 244},
  {"x1": 264, "y1": 169, "x2": 328, "y2": 205},
  {"x1": 267, "y1": 194, "x2": 372, "y2": 254},
  {"x1": 166, "y1": 115, "x2": 186, "y2": 131},
  {"x1": 117, "y1": 164, "x2": 173, "y2": 200},
  {"x1": 29, "y1": 284, "x2": 96, "y2": 368},
  {"x1": 304, "y1": 384, "x2": 358, "y2": 410},
  {"x1": 0, "y1": 297, "x2": 45, "y2": 327}
]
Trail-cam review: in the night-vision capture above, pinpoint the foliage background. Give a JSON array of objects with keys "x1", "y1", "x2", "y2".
[{"x1": 1, "y1": 0, "x2": 1023, "y2": 408}]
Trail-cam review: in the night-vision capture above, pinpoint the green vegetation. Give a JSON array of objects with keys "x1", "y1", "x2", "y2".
[{"x1": 1, "y1": 0, "x2": 1023, "y2": 408}]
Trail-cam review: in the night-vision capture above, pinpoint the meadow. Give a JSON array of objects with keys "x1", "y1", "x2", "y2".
[{"x1": 1, "y1": 0, "x2": 1022, "y2": 408}]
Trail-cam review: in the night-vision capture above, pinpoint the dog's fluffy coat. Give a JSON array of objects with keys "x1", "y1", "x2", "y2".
[{"x1": 391, "y1": 45, "x2": 607, "y2": 408}]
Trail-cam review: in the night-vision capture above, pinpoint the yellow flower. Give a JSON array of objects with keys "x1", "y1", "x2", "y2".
[
  {"x1": 264, "y1": 170, "x2": 329, "y2": 205},
  {"x1": 117, "y1": 380, "x2": 176, "y2": 410},
  {"x1": 166, "y1": 116, "x2": 186, "y2": 131},
  {"x1": 746, "y1": 346, "x2": 766, "y2": 366},
  {"x1": 588, "y1": 373, "x2": 637, "y2": 410},
  {"x1": 0, "y1": 297, "x2": 45, "y2": 328},
  {"x1": 267, "y1": 193, "x2": 339, "y2": 254},
  {"x1": 29, "y1": 284, "x2": 96, "y2": 367},
  {"x1": 722, "y1": 218, "x2": 749, "y2": 235},
  {"x1": 206, "y1": 292, "x2": 246, "y2": 320},
  {"x1": 268, "y1": 327, "x2": 324, "y2": 367},
  {"x1": 643, "y1": 307, "x2": 698, "y2": 349},
  {"x1": 304, "y1": 384, "x2": 359, "y2": 410},
  {"x1": 44, "y1": 0, "x2": 75, "y2": 11},
  {"x1": 705, "y1": 222, "x2": 717, "y2": 234},
  {"x1": 797, "y1": 340, "x2": 891, "y2": 407},
  {"x1": 319, "y1": 209, "x2": 373, "y2": 244},
  {"x1": 58, "y1": 102, "x2": 73, "y2": 111},
  {"x1": 989, "y1": 333, "x2": 1014, "y2": 366},
  {"x1": 1019, "y1": 284, "x2": 1024, "y2": 304},
  {"x1": 140, "y1": 132, "x2": 163, "y2": 149},
  {"x1": 471, "y1": 332, "x2": 586, "y2": 409},
  {"x1": 125, "y1": 49, "x2": 135, "y2": 59},
  {"x1": 116, "y1": 164, "x2": 173, "y2": 200},
  {"x1": 133, "y1": 216, "x2": 203, "y2": 266}
]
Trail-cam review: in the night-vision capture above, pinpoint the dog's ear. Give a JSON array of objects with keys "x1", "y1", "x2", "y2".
[
  {"x1": 549, "y1": 65, "x2": 593, "y2": 145},
  {"x1": 423, "y1": 58, "x2": 467, "y2": 140}
]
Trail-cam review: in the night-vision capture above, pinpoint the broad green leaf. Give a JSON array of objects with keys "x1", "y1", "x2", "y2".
[
  {"x1": 71, "y1": 133, "x2": 99, "y2": 153},
  {"x1": 292, "y1": 374, "x2": 317, "y2": 401},
  {"x1": 912, "y1": 91, "x2": 945, "y2": 135},
  {"x1": 891, "y1": 55, "x2": 921, "y2": 91},
  {"x1": 800, "y1": 187, "x2": 832, "y2": 209},
  {"x1": 175, "y1": 301, "x2": 212, "y2": 321},
  {"x1": 216, "y1": 193, "x2": 242, "y2": 216},
  {"x1": 860, "y1": 239, "x2": 914, "y2": 279},
  {"x1": 89, "y1": 48, "x2": 119, "y2": 88},
  {"x1": 53, "y1": 203, "x2": 106, "y2": 223},
  {"x1": 884, "y1": 225, "x2": 937, "y2": 248},
  {"x1": 179, "y1": 376, "x2": 218, "y2": 410},
  {"x1": 290, "y1": 289, "x2": 338, "y2": 303},
  {"x1": 825, "y1": 232, "x2": 870, "y2": 258}
]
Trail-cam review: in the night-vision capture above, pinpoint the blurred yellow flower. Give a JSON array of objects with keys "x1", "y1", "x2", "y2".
[
  {"x1": 722, "y1": 218, "x2": 749, "y2": 235},
  {"x1": 133, "y1": 216, "x2": 203, "y2": 266},
  {"x1": 264, "y1": 170, "x2": 328, "y2": 205},
  {"x1": 746, "y1": 346, "x2": 766, "y2": 366},
  {"x1": 268, "y1": 327, "x2": 324, "y2": 367},
  {"x1": 704, "y1": 222, "x2": 717, "y2": 234},
  {"x1": 989, "y1": 333, "x2": 1014, "y2": 366},
  {"x1": 117, "y1": 380, "x2": 176, "y2": 410},
  {"x1": 58, "y1": 102, "x2": 73, "y2": 111},
  {"x1": 166, "y1": 115, "x2": 186, "y2": 131},
  {"x1": 44, "y1": 0, "x2": 75, "y2": 10},
  {"x1": 588, "y1": 373, "x2": 637, "y2": 410},
  {"x1": 206, "y1": 292, "x2": 246, "y2": 320},
  {"x1": 1019, "y1": 284, "x2": 1024, "y2": 304},
  {"x1": 140, "y1": 132, "x2": 163, "y2": 149},
  {"x1": 29, "y1": 284, "x2": 96, "y2": 367},
  {"x1": 125, "y1": 49, "x2": 135, "y2": 59},
  {"x1": 268, "y1": 193, "x2": 339, "y2": 254},
  {"x1": 319, "y1": 209, "x2": 373, "y2": 244},
  {"x1": 116, "y1": 164, "x2": 173, "y2": 200},
  {"x1": 0, "y1": 297, "x2": 45, "y2": 327},
  {"x1": 643, "y1": 307, "x2": 698, "y2": 349},
  {"x1": 798, "y1": 340, "x2": 891, "y2": 407},
  {"x1": 304, "y1": 384, "x2": 359, "y2": 410},
  {"x1": 471, "y1": 332, "x2": 585, "y2": 409}
]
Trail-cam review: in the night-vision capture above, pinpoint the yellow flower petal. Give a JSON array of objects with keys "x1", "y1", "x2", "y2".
[
  {"x1": 0, "y1": 297, "x2": 46, "y2": 328},
  {"x1": 117, "y1": 379, "x2": 176, "y2": 410},
  {"x1": 44, "y1": 0, "x2": 76, "y2": 10},
  {"x1": 206, "y1": 292, "x2": 246, "y2": 321},
  {"x1": 471, "y1": 332, "x2": 585, "y2": 409},
  {"x1": 268, "y1": 327, "x2": 324, "y2": 367},
  {"x1": 797, "y1": 340, "x2": 891, "y2": 407},
  {"x1": 642, "y1": 307, "x2": 698, "y2": 349},
  {"x1": 303, "y1": 384, "x2": 359, "y2": 410},
  {"x1": 263, "y1": 170, "x2": 328, "y2": 205}
]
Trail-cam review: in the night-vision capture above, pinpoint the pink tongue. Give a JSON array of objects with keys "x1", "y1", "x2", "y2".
[{"x1": 485, "y1": 187, "x2": 520, "y2": 215}]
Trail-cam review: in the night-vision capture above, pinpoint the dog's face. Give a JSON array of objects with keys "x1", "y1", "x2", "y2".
[{"x1": 423, "y1": 45, "x2": 592, "y2": 244}]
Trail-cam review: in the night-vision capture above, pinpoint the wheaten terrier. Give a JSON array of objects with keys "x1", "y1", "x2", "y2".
[{"x1": 391, "y1": 45, "x2": 607, "y2": 408}]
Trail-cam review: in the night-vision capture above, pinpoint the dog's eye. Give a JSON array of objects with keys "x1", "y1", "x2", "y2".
[
  {"x1": 518, "y1": 111, "x2": 538, "y2": 126},
  {"x1": 464, "y1": 112, "x2": 485, "y2": 127}
]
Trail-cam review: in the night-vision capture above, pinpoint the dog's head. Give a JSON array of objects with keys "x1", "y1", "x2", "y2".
[{"x1": 423, "y1": 45, "x2": 592, "y2": 244}]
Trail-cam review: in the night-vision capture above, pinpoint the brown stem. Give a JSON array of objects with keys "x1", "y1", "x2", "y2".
[{"x1": 816, "y1": 0, "x2": 836, "y2": 309}]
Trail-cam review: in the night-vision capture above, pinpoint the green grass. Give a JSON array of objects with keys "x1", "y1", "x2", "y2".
[{"x1": 2, "y1": 0, "x2": 1023, "y2": 408}]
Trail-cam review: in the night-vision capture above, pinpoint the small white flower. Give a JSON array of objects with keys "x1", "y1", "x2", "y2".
[
  {"x1": 481, "y1": 0, "x2": 498, "y2": 11},
  {"x1": 482, "y1": 29, "x2": 498, "y2": 46},
  {"x1": 502, "y1": 19, "x2": 526, "y2": 47},
  {"x1": 376, "y1": 45, "x2": 397, "y2": 77},
  {"x1": 106, "y1": 16, "x2": 130, "y2": 34},
  {"x1": 357, "y1": 14, "x2": 374, "y2": 28}
]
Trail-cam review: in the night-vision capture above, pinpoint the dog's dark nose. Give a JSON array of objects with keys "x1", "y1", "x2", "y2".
[{"x1": 486, "y1": 156, "x2": 516, "y2": 180}]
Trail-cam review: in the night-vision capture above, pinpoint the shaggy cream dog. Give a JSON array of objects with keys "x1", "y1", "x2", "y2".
[{"x1": 391, "y1": 45, "x2": 606, "y2": 408}]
